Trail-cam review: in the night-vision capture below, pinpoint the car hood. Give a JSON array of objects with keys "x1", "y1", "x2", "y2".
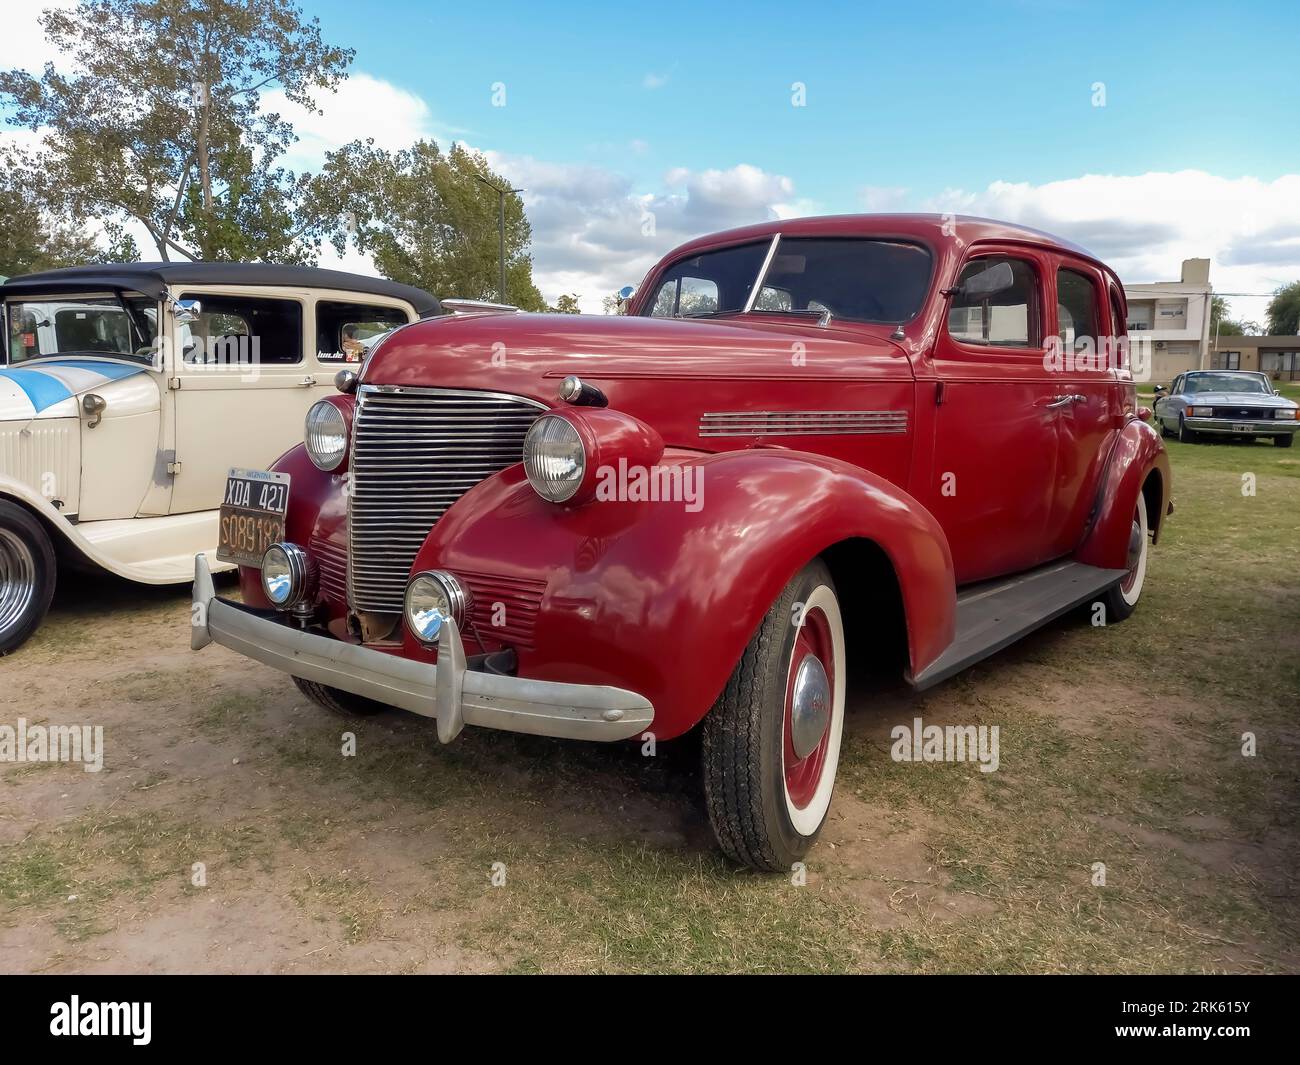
[
  {"x1": 363, "y1": 310, "x2": 908, "y2": 392},
  {"x1": 1182, "y1": 391, "x2": 1293, "y2": 407},
  {"x1": 0, "y1": 357, "x2": 154, "y2": 422}
]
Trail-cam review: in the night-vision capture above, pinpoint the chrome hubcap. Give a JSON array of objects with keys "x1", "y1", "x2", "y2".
[
  {"x1": 1126, "y1": 519, "x2": 1144, "y2": 571},
  {"x1": 0, "y1": 528, "x2": 37, "y2": 634},
  {"x1": 790, "y1": 653, "x2": 831, "y2": 760}
]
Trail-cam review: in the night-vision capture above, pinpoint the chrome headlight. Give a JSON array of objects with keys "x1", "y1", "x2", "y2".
[
  {"x1": 405, "y1": 571, "x2": 470, "y2": 645},
  {"x1": 1187, "y1": 406, "x2": 1214, "y2": 418},
  {"x1": 523, "y1": 415, "x2": 586, "y2": 503},
  {"x1": 305, "y1": 400, "x2": 348, "y2": 471},
  {"x1": 1274, "y1": 408, "x2": 1298, "y2": 420},
  {"x1": 261, "y1": 542, "x2": 314, "y2": 609}
]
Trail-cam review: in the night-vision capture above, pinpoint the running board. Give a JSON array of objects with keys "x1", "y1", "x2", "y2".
[{"x1": 907, "y1": 561, "x2": 1127, "y2": 691}]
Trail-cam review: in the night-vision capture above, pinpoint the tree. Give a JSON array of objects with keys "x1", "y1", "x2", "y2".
[
  {"x1": 549, "y1": 294, "x2": 582, "y2": 314},
  {"x1": 0, "y1": 167, "x2": 138, "y2": 276},
  {"x1": 1210, "y1": 294, "x2": 1245, "y2": 336},
  {"x1": 1265, "y1": 281, "x2": 1300, "y2": 336},
  {"x1": 0, "y1": 0, "x2": 353, "y2": 262},
  {"x1": 316, "y1": 139, "x2": 546, "y2": 308}
]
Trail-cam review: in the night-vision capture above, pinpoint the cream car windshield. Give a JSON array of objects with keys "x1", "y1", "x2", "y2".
[{"x1": 5, "y1": 295, "x2": 159, "y2": 365}]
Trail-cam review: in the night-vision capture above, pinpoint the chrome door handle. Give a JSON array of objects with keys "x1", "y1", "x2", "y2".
[
  {"x1": 1046, "y1": 393, "x2": 1086, "y2": 408},
  {"x1": 300, "y1": 376, "x2": 317, "y2": 387}
]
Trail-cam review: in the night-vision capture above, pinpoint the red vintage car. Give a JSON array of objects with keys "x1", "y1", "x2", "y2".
[{"x1": 192, "y1": 214, "x2": 1171, "y2": 871}]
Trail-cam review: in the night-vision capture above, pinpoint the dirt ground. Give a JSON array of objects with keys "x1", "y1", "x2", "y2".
[{"x1": 2, "y1": 436, "x2": 1297, "y2": 973}]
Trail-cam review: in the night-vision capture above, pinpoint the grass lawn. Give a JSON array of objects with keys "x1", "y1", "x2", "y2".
[{"x1": 2, "y1": 432, "x2": 1297, "y2": 973}]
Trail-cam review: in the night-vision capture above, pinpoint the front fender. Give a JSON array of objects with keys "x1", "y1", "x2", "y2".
[
  {"x1": 411, "y1": 449, "x2": 956, "y2": 739},
  {"x1": 1075, "y1": 416, "x2": 1171, "y2": 569}
]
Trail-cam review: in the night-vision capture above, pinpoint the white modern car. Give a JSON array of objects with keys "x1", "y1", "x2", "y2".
[{"x1": 0, "y1": 262, "x2": 440, "y2": 653}]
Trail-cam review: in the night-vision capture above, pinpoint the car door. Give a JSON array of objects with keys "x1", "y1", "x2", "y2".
[
  {"x1": 927, "y1": 246, "x2": 1061, "y2": 584},
  {"x1": 166, "y1": 286, "x2": 325, "y2": 514},
  {"x1": 1044, "y1": 258, "x2": 1119, "y2": 556}
]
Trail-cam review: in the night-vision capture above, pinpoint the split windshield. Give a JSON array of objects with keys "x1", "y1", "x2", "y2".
[
  {"x1": 5, "y1": 294, "x2": 159, "y2": 364},
  {"x1": 644, "y1": 236, "x2": 933, "y2": 324}
]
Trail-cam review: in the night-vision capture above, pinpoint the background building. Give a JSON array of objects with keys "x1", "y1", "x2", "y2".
[
  {"x1": 1123, "y1": 259, "x2": 1212, "y2": 383},
  {"x1": 1207, "y1": 335, "x2": 1300, "y2": 381}
]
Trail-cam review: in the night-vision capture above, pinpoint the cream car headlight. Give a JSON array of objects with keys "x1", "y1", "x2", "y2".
[
  {"x1": 405, "y1": 571, "x2": 470, "y2": 645},
  {"x1": 523, "y1": 415, "x2": 586, "y2": 502},
  {"x1": 1187, "y1": 406, "x2": 1214, "y2": 418},
  {"x1": 305, "y1": 400, "x2": 348, "y2": 471}
]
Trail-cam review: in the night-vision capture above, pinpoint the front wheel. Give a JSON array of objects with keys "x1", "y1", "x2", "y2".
[
  {"x1": 1178, "y1": 415, "x2": 1198, "y2": 443},
  {"x1": 1094, "y1": 492, "x2": 1149, "y2": 624},
  {"x1": 292, "y1": 675, "x2": 389, "y2": 717},
  {"x1": 1275, "y1": 434, "x2": 1294, "y2": 448},
  {"x1": 0, "y1": 500, "x2": 57, "y2": 655},
  {"x1": 701, "y1": 559, "x2": 846, "y2": 872}
]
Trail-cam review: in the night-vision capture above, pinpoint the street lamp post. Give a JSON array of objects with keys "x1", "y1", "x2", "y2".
[{"x1": 475, "y1": 174, "x2": 524, "y2": 304}]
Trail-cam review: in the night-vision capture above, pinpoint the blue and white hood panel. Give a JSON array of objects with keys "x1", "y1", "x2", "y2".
[{"x1": 0, "y1": 357, "x2": 153, "y2": 420}]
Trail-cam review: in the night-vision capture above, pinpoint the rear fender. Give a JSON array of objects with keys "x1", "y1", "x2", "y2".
[{"x1": 1076, "y1": 417, "x2": 1171, "y2": 568}]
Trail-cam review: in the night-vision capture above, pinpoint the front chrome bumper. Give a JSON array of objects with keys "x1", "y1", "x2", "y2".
[
  {"x1": 1185, "y1": 416, "x2": 1299, "y2": 436},
  {"x1": 190, "y1": 556, "x2": 653, "y2": 744}
]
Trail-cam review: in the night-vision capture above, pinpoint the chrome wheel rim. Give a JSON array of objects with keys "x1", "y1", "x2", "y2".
[{"x1": 0, "y1": 528, "x2": 38, "y2": 634}]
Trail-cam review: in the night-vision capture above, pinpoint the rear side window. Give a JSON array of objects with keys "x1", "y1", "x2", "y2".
[
  {"x1": 1057, "y1": 268, "x2": 1099, "y2": 354},
  {"x1": 316, "y1": 300, "x2": 409, "y2": 361},
  {"x1": 948, "y1": 256, "x2": 1039, "y2": 347}
]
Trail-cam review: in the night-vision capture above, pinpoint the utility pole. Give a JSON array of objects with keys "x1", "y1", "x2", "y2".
[{"x1": 475, "y1": 175, "x2": 524, "y2": 304}]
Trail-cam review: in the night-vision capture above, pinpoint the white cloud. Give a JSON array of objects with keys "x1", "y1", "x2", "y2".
[
  {"x1": 485, "y1": 155, "x2": 799, "y2": 311},
  {"x1": 921, "y1": 171, "x2": 1300, "y2": 327},
  {"x1": 6, "y1": 0, "x2": 76, "y2": 74},
  {"x1": 264, "y1": 72, "x2": 465, "y2": 173},
  {"x1": 642, "y1": 72, "x2": 669, "y2": 90}
]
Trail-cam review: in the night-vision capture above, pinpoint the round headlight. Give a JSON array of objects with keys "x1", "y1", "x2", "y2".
[
  {"x1": 523, "y1": 415, "x2": 586, "y2": 503},
  {"x1": 305, "y1": 400, "x2": 347, "y2": 471},
  {"x1": 261, "y1": 542, "x2": 314, "y2": 609},
  {"x1": 405, "y1": 571, "x2": 470, "y2": 645}
]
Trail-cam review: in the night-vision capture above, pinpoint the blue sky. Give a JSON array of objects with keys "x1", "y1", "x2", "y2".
[{"x1": 8, "y1": 0, "x2": 1300, "y2": 317}]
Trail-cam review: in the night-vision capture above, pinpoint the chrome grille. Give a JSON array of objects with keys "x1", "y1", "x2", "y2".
[{"x1": 348, "y1": 385, "x2": 546, "y2": 614}]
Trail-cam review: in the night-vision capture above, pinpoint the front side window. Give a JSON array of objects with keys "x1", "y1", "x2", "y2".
[
  {"x1": 178, "y1": 293, "x2": 303, "y2": 366},
  {"x1": 316, "y1": 300, "x2": 409, "y2": 362},
  {"x1": 1057, "y1": 268, "x2": 1099, "y2": 354},
  {"x1": 947, "y1": 256, "x2": 1039, "y2": 347},
  {"x1": 644, "y1": 237, "x2": 933, "y2": 324},
  {"x1": 6, "y1": 294, "x2": 158, "y2": 364}
]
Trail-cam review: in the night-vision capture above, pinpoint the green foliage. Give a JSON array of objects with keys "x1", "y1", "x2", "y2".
[
  {"x1": 315, "y1": 139, "x2": 546, "y2": 308},
  {"x1": 0, "y1": 168, "x2": 136, "y2": 276},
  {"x1": 0, "y1": 0, "x2": 353, "y2": 262},
  {"x1": 1265, "y1": 281, "x2": 1300, "y2": 336},
  {"x1": 549, "y1": 294, "x2": 582, "y2": 314}
]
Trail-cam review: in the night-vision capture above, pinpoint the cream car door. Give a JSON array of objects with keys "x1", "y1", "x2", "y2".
[{"x1": 166, "y1": 288, "x2": 329, "y2": 515}]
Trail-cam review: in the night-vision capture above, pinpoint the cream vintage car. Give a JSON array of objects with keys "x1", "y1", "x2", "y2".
[{"x1": 0, "y1": 262, "x2": 440, "y2": 653}]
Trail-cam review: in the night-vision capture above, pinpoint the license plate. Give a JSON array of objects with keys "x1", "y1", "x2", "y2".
[
  {"x1": 217, "y1": 468, "x2": 291, "y2": 566},
  {"x1": 1232, "y1": 423, "x2": 1254, "y2": 433}
]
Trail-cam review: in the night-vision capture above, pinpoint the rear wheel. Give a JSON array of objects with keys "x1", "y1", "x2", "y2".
[
  {"x1": 701, "y1": 559, "x2": 846, "y2": 872},
  {"x1": 292, "y1": 675, "x2": 388, "y2": 717},
  {"x1": 1094, "y1": 492, "x2": 1148, "y2": 624},
  {"x1": 0, "y1": 501, "x2": 56, "y2": 656},
  {"x1": 1275, "y1": 434, "x2": 1294, "y2": 448}
]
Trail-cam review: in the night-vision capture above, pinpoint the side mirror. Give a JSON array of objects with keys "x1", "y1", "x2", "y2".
[
  {"x1": 616, "y1": 285, "x2": 636, "y2": 315},
  {"x1": 957, "y1": 261, "x2": 1015, "y2": 301},
  {"x1": 173, "y1": 299, "x2": 202, "y2": 325}
]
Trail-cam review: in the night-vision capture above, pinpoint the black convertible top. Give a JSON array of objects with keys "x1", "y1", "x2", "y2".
[{"x1": 1, "y1": 262, "x2": 442, "y2": 317}]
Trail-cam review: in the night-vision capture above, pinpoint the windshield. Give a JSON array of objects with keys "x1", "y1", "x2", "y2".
[
  {"x1": 1183, "y1": 372, "x2": 1270, "y2": 396},
  {"x1": 644, "y1": 236, "x2": 933, "y2": 324},
  {"x1": 5, "y1": 295, "x2": 159, "y2": 364}
]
